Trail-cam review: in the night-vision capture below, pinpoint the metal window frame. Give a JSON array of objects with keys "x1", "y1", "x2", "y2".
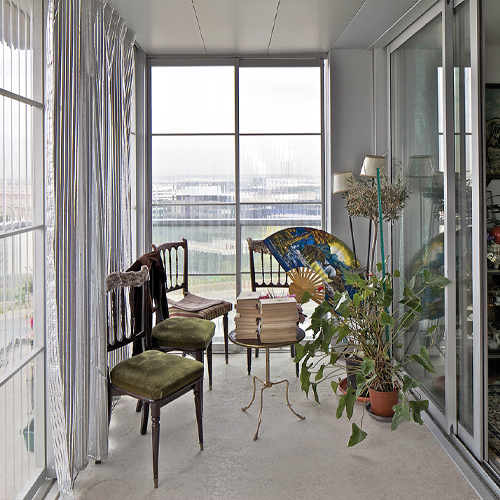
[{"x1": 146, "y1": 57, "x2": 326, "y2": 299}]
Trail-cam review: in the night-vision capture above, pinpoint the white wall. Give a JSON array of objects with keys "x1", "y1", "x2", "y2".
[
  {"x1": 328, "y1": 48, "x2": 388, "y2": 268},
  {"x1": 485, "y1": 46, "x2": 500, "y2": 84}
]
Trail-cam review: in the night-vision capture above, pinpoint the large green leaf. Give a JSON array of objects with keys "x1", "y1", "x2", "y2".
[
  {"x1": 348, "y1": 423, "x2": 367, "y2": 447},
  {"x1": 392, "y1": 401, "x2": 411, "y2": 431},
  {"x1": 344, "y1": 386, "x2": 357, "y2": 420},
  {"x1": 315, "y1": 365, "x2": 325, "y2": 381},
  {"x1": 312, "y1": 383, "x2": 320, "y2": 404},
  {"x1": 402, "y1": 374, "x2": 420, "y2": 393},
  {"x1": 380, "y1": 310, "x2": 395, "y2": 329},
  {"x1": 409, "y1": 346, "x2": 435, "y2": 374},
  {"x1": 423, "y1": 270, "x2": 451, "y2": 288},
  {"x1": 360, "y1": 358, "x2": 375, "y2": 376},
  {"x1": 409, "y1": 399, "x2": 429, "y2": 424}
]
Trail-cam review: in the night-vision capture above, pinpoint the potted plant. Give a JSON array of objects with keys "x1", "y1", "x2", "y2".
[{"x1": 295, "y1": 263, "x2": 450, "y2": 446}]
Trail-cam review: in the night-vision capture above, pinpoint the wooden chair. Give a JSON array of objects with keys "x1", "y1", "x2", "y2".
[
  {"x1": 151, "y1": 239, "x2": 232, "y2": 389},
  {"x1": 105, "y1": 265, "x2": 204, "y2": 489},
  {"x1": 247, "y1": 237, "x2": 299, "y2": 377}
]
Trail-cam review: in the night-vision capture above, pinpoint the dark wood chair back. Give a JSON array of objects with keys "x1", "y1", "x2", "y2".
[
  {"x1": 247, "y1": 237, "x2": 290, "y2": 292},
  {"x1": 152, "y1": 239, "x2": 189, "y2": 298},
  {"x1": 106, "y1": 265, "x2": 152, "y2": 354}
]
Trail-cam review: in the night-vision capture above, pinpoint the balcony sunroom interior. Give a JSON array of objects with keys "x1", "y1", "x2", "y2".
[{"x1": 3, "y1": 0, "x2": 500, "y2": 498}]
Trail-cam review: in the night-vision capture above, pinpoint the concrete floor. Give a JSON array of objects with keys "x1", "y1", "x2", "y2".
[{"x1": 73, "y1": 350, "x2": 483, "y2": 500}]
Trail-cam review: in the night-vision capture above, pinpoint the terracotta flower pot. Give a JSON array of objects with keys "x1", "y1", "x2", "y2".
[{"x1": 368, "y1": 387, "x2": 399, "y2": 417}]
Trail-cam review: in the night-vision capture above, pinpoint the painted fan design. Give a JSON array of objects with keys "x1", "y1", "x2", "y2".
[
  {"x1": 287, "y1": 267, "x2": 325, "y2": 304},
  {"x1": 263, "y1": 227, "x2": 359, "y2": 303}
]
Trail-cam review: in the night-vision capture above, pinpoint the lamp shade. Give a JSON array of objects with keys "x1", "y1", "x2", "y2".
[
  {"x1": 408, "y1": 155, "x2": 435, "y2": 178},
  {"x1": 333, "y1": 172, "x2": 355, "y2": 194},
  {"x1": 360, "y1": 155, "x2": 385, "y2": 177}
]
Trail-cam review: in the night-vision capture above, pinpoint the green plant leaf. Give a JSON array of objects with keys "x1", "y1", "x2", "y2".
[
  {"x1": 360, "y1": 358, "x2": 375, "y2": 376},
  {"x1": 397, "y1": 310, "x2": 418, "y2": 333},
  {"x1": 331, "y1": 380, "x2": 339, "y2": 393},
  {"x1": 409, "y1": 399, "x2": 429, "y2": 424},
  {"x1": 422, "y1": 270, "x2": 451, "y2": 288},
  {"x1": 344, "y1": 386, "x2": 357, "y2": 419},
  {"x1": 315, "y1": 364, "x2": 325, "y2": 381},
  {"x1": 293, "y1": 342, "x2": 307, "y2": 362},
  {"x1": 402, "y1": 374, "x2": 420, "y2": 393},
  {"x1": 392, "y1": 402, "x2": 411, "y2": 430},
  {"x1": 348, "y1": 423, "x2": 367, "y2": 447},
  {"x1": 329, "y1": 351, "x2": 340, "y2": 365},
  {"x1": 300, "y1": 358, "x2": 313, "y2": 396},
  {"x1": 301, "y1": 291, "x2": 313, "y2": 304},
  {"x1": 409, "y1": 346, "x2": 436, "y2": 374},
  {"x1": 336, "y1": 394, "x2": 347, "y2": 419},
  {"x1": 380, "y1": 310, "x2": 395, "y2": 329},
  {"x1": 312, "y1": 383, "x2": 320, "y2": 404}
]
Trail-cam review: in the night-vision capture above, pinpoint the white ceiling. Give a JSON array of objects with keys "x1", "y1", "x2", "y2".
[{"x1": 106, "y1": 0, "x2": 437, "y2": 56}]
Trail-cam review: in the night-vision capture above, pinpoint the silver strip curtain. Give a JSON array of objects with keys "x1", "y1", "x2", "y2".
[{"x1": 45, "y1": 1, "x2": 135, "y2": 497}]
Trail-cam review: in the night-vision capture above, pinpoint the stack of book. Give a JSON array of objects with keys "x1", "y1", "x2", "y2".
[
  {"x1": 258, "y1": 297, "x2": 298, "y2": 343},
  {"x1": 234, "y1": 291, "x2": 261, "y2": 340}
]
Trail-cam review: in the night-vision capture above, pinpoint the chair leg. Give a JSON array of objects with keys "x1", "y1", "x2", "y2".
[
  {"x1": 291, "y1": 344, "x2": 299, "y2": 377},
  {"x1": 136, "y1": 400, "x2": 143, "y2": 413},
  {"x1": 195, "y1": 350, "x2": 205, "y2": 395},
  {"x1": 194, "y1": 380, "x2": 203, "y2": 451},
  {"x1": 207, "y1": 341, "x2": 213, "y2": 390},
  {"x1": 223, "y1": 313, "x2": 229, "y2": 364},
  {"x1": 247, "y1": 347, "x2": 252, "y2": 375},
  {"x1": 151, "y1": 402, "x2": 160, "y2": 489},
  {"x1": 255, "y1": 348, "x2": 259, "y2": 358},
  {"x1": 140, "y1": 402, "x2": 150, "y2": 435}
]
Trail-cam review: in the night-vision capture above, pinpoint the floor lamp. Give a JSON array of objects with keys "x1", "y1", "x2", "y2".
[
  {"x1": 359, "y1": 155, "x2": 386, "y2": 275},
  {"x1": 333, "y1": 171, "x2": 358, "y2": 268}
]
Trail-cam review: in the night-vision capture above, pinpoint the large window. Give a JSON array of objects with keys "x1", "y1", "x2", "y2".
[
  {"x1": 150, "y1": 61, "x2": 324, "y2": 339},
  {"x1": 0, "y1": 0, "x2": 45, "y2": 498}
]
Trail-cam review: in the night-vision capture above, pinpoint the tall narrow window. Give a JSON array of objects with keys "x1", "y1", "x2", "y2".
[
  {"x1": 0, "y1": 0, "x2": 44, "y2": 497},
  {"x1": 150, "y1": 62, "x2": 324, "y2": 340}
]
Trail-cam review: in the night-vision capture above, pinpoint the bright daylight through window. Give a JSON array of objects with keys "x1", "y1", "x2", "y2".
[{"x1": 150, "y1": 63, "x2": 323, "y2": 340}]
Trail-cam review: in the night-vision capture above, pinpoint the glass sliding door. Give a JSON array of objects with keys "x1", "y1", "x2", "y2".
[
  {"x1": 391, "y1": 14, "x2": 446, "y2": 413},
  {"x1": 453, "y1": 0, "x2": 474, "y2": 440}
]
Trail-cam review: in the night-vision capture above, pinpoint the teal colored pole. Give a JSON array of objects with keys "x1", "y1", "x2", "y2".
[
  {"x1": 376, "y1": 167, "x2": 389, "y2": 345},
  {"x1": 376, "y1": 168, "x2": 385, "y2": 278}
]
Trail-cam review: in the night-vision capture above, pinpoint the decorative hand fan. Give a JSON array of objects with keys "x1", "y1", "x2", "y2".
[
  {"x1": 263, "y1": 227, "x2": 359, "y2": 303},
  {"x1": 287, "y1": 267, "x2": 325, "y2": 304}
]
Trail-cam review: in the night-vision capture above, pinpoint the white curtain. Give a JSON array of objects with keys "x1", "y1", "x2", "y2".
[{"x1": 45, "y1": 1, "x2": 135, "y2": 497}]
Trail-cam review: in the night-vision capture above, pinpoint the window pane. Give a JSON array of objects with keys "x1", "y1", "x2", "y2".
[
  {"x1": 152, "y1": 136, "x2": 235, "y2": 204},
  {"x1": 152, "y1": 221, "x2": 236, "y2": 276},
  {"x1": 151, "y1": 66, "x2": 235, "y2": 134},
  {"x1": 240, "y1": 135, "x2": 321, "y2": 202},
  {"x1": 239, "y1": 67, "x2": 321, "y2": 133},
  {"x1": 0, "y1": 231, "x2": 34, "y2": 375},
  {"x1": 391, "y1": 15, "x2": 444, "y2": 412}
]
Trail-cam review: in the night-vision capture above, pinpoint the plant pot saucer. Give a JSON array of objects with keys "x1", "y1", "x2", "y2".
[
  {"x1": 364, "y1": 402, "x2": 393, "y2": 423},
  {"x1": 338, "y1": 378, "x2": 370, "y2": 403}
]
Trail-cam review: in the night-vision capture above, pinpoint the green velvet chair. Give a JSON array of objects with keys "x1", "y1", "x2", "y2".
[
  {"x1": 105, "y1": 265, "x2": 204, "y2": 489},
  {"x1": 151, "y1": 239, "x2": 232, "y2": 389}
]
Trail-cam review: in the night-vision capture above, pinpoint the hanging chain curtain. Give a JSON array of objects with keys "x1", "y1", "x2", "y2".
[{"x1": 45, "y1": 0, "x2": 135, "y2": 497}]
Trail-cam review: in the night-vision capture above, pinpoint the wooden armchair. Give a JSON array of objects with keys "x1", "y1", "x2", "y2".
[
  {"x1": 105, "y1": 266, "x2": 204, "y2": 489},
  {"x1": 151, "y1": 239, "x2": 232, "y2": 389},
  {"x1": 247, "y1": 237, "x2": 299, "y2": 376}
]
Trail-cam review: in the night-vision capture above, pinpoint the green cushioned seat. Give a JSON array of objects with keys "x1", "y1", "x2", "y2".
[
  {"x1": 152, "y1": 317, "x2": 215, "y2": 350},
  {"x1": 110, "y1": 350, "x2": 204, "y2": 401}
]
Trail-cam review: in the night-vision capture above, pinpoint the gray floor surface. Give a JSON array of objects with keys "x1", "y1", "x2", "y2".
[{"x1": 73, "y1": 350, "x2": 481, "y2": 500}]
